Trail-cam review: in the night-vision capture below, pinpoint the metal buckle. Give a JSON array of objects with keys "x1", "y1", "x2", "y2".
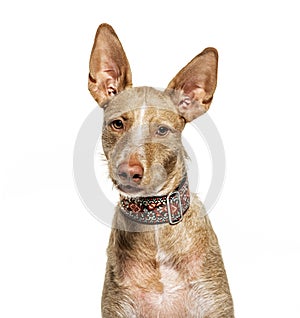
[{"x1": 166, "y1": 191, "x2": 183, "y2": 225}]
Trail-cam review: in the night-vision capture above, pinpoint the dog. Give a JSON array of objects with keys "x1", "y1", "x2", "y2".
[{"x1": 88, "y1": 23, "x2": 234, "y2": 318}]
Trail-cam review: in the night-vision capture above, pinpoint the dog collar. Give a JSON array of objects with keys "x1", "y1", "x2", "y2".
[{"x1": 119, "y1": 175, "x2": 190, "y2": 225}]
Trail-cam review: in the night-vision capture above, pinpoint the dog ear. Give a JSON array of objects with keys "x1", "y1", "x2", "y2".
[
  {"x1": 88, "y1": 24, "x2": 132, "y2": 106},
  {"x1": 166, "y1": 48, "x2": 218, "y2": 122}
]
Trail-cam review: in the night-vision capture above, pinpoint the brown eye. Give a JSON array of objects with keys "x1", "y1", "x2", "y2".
[
  {"x1": 156, "y1": 126, "x2": 170, "y2": 136},
  {"x1": 111, "y1": 119, "x2": 124, "y2": 131}
]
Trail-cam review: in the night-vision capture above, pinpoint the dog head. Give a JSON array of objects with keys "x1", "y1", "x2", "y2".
[{"x1": 88, "y1": 24, "x2": 218, "y2": 197}]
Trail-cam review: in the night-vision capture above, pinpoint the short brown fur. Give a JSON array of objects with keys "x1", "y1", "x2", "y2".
[{"x1": 88, "y1": 23, "x2": 234, "y2": 317}]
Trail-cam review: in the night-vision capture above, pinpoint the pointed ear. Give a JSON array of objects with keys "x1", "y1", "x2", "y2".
[
  {"x1": 166, "y1": 48, "x2": 218, "y2": 122},
  {"x1": 88, "y1": 23, "x2": 132, "y2": 106}
]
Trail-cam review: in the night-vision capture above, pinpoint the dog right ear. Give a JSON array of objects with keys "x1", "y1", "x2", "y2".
[{"x1": 88, "y1": 24, "x2": 132, "y2": 106}]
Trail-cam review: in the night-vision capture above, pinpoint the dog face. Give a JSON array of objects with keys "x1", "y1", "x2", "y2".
[
  {"x1": 101, "y1": 87, "x2": 186, "y2": 197},
  {"x1": 88, "y1": 24, "x2": 218, "y2": 196}
]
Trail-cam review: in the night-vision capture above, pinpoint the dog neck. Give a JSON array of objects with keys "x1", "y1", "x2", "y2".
[{"x1": 119, "y1": 174, "x2": 190, "y2": 225}]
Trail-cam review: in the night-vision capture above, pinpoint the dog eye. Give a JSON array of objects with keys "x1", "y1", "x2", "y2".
[
  {"x1": 156, "y1": 126, "x2": 170, "y2": 136},
  {"x1": 110, "y1": 119, "x2": 124, "y2": 130}
]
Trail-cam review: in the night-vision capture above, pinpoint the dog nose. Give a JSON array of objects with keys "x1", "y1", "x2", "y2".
[{"x1": 117, "y1": 161, "x2": 144, "y2": 184}]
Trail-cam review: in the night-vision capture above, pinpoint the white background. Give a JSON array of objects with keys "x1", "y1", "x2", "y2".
[{"x1": 1, "y1": 0, "x2": 300, "y2": 317}]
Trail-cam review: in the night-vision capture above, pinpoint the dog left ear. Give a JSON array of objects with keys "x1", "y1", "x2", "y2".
[{"x1": 166, "y1": 48, "x2": 218, "y2": 122}]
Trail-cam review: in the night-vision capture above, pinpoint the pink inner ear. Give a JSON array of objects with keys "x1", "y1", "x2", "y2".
[
  {"x1": 88, "y1": 24, "x2": 132, "y2": 104},
  {"x1": 166, "y1": 47, "x2": 218, "y2": 121},
  {"x1": 178, "y1": 96, "x2": 192, "y2": 109},
  {"x1": 190, "y1": 86, "x2": 207, "y2": 102},
  {"x1": 175, "y1": 86, "x2": 209, "y2": 122},
  {"x1": 102, "y1": 69, "x2": 119, "y2": 85},
  {"x1": 181, "y1": 82, "x2": 207, "y2": 103}
]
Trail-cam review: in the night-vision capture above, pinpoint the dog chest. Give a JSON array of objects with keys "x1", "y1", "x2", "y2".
[
  {"x1": 120, "y1": 246, "x2": 203, "y2": 317},
  {"x1": 129, "y1": 263, "x2": 189, "y2": 317}
]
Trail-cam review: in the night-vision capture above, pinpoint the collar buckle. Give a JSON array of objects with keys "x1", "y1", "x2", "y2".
[{"x1": 166, "y1": 190, "x2": 183, "y2": 225}]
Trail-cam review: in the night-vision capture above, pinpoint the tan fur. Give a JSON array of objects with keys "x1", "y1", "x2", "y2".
[{"x1": 88, "y1": 23, "x2": 234, "y2": 317}]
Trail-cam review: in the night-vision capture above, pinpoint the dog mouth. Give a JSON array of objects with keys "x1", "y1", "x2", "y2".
[
  {"x1": 117, "y1": 182, "x2": 166, "y2": 197},
  {"x1": 117, "y1": 184, "x2": 143, "y2": 195}
]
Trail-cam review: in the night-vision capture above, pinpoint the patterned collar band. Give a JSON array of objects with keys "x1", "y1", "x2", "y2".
[{"x1": 119, "y1": 175, "x2": 190, "y2": 225}]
